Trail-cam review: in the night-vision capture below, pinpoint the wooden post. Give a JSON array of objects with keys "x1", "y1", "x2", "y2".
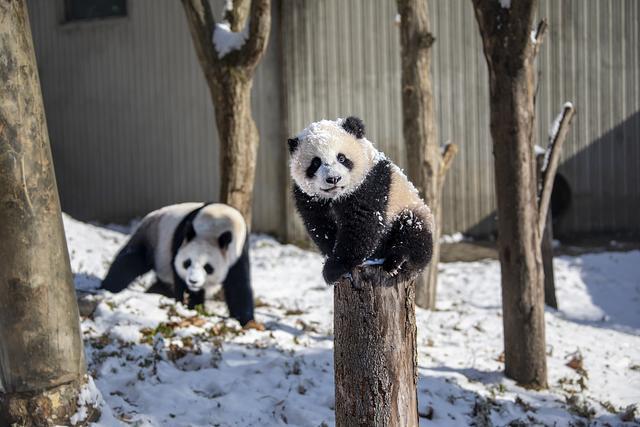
[
  {"x1": 334, "y1": 268, "x2": 418, "y2": 427},
  {"x1": 0, "y1": 1, "x2": 91, "y2": 425}
]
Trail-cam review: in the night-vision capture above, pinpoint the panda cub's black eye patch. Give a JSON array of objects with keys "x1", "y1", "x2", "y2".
[
  {"x1": 204, "y1": 263, "x2": 214, "y2": 275},
  {"x1": 337, "y1": 153, "x2": 353, "y2": 170},
  {"x1": 306, "y1": 157, "x2": 322, "y2": 178},
  {"x1": 183, "y1": 259, "x2": 191, "y2": 268}
]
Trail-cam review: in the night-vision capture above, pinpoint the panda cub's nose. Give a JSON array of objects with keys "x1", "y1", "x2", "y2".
[{"x1": 326, "y1": 176, "x2": 341, "y2": 185}]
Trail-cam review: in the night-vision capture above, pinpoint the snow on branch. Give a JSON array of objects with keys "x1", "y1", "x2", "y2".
[
  {"x1": 213, "y1": 22, "x2": 248, "y2": 58},
  {"x1": 538, "y1": 102, "x2": 575, "y2": 237}
]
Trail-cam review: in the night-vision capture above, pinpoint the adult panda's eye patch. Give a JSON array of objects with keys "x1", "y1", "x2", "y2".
[
  {"x1": 306, "y1": 157, "x2": 322, "y2": 178},
  {"x1": 183, "y1": 259, "x2": 191, "y2": 268},
  {"x1": 204, "y1": 264, "x2": 214, "y2": 275}
]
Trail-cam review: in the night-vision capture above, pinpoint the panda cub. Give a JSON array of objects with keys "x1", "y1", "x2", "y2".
[
  {"x1": 101, "y1": 203, "x2": 255, "y2": 326},
  {"x1": 289, "y1": 116, "x2": 434, "y2": 284}
]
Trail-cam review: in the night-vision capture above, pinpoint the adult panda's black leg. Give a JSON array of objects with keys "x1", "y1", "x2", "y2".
[
  {"x1": 145, "y1": 281, "x2": 175, "y2": 298},
  {"x1": 101, "y1": 242, "x2": 153, "y2": 293},
  {"x1": 382, "y1": 209, "x2": 433, "y2": 278},
  {"x1": 186, "y1": 289, "x2": 205, "y2": 309},
  {"x1": 222, "y1": 240, "x2": 254, "y2": 326}
]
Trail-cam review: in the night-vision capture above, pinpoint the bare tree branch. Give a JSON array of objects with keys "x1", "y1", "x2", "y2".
[
  {"x1": 538, "y1": 103, "x2": 576, "y2": 237},
  {"x1": 223, "y1": 0, "x2": 250, "y2": 32},
  {"x1": 237, "y1": 0, "x2": 271, "y2": 70},
  {"x1": 181, "y1": 0, "x2": 217, "y2": 72}
]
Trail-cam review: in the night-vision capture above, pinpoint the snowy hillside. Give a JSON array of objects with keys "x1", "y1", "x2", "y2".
[{"x1": 62, "y1": 214, "x2": 640, "y2": 427}]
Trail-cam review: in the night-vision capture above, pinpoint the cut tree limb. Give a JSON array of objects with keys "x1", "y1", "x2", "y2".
[
  {"x1": 538, "y1": 103, "x2": 576, "y2": 237},
  {"x1": 532, "y1": 19, "x2": 548, "y2": 57},
  {"x1": 334, "y1": 267, "x2": 418, "y2": 427}
]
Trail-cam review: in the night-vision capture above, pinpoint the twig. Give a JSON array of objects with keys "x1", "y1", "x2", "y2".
[{"x1": 538, "y1": 103, "x2": 575, "y2": 236}]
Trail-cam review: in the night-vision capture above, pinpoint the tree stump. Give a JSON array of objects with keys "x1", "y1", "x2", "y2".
[{"x1": 333, "y1": 267, "x2": 418, "y2": 427}]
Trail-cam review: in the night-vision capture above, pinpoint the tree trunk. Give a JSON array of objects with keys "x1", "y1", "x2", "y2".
[
  {"x1": 0, "y1": 1, "x2": 89, "y2": 424},
  {"x1": 397, "y1": 0, "x2": 457, "y2": 309},
  {"x1": 472, "y1": 0, "x2": 548, "y2": 388},
  {"x1": 181, "y1": 0, "x2": 270, "y2": 225},
  {"x1": 334, "y1": 268, "x2": 418, "y2": 427},
  {"x1": 209, "y1": 71, "x2": 259, "y2": 223}
]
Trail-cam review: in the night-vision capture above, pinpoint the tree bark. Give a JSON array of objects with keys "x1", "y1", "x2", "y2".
[
  {"x1": 334, "y1": 268, "x2": 418, "y2": 427},
  {"x1": 471, "y1": 0, "x2": 548, "y2": 388},
  {"x1": 397, "y1": 0, "x2": 457, "y2": 309},
  {"x1": 0, "y1": 1, "x2": 89, "y2": 424},
  {"x1": 540, "y1": 207, "x2": 557, "y2": 309},
  {"x1": 181, "y1": 0, "x2": 271, "y2": 225}
]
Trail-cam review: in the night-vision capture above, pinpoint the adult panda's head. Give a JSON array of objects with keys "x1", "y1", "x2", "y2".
[
  {"x1": 173, "y1": 204, "x2": 246, "y2": 293},
  {"x1": 288, "y1": 116, "x2": 379, "y2": 200}
]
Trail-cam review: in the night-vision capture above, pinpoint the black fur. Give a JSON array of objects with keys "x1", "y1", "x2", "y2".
[
  {"x1": 294, "y1": 159, "x2": 433, "y2": 284},
  {"x1": 222, "y1": 239, "x2": 254, "y2": 326},
  {"x1": 342, "y1": 116, "x2": 365, "y2": 139},
  {"x1": 101, "y1": 240, "x2": 153, "y2": 293},
  {"x1": 339, "y1": 154, "x2": 354, "y2": 170},
  {"x1": 306, "y1": 157, "x2": 322, "y2": 178},
  {"x1": 101, "y1": 203, "x2": 255, "y2": 326},
  {"x1": 170, "y1": 204, "x2": 209, "y2": 307},
  {"x1": 218, "y1": 231, "x2": 233, "y2": 250},
  {"x1": 288, "y1": 137, "x2": 299, "y2": 154}
]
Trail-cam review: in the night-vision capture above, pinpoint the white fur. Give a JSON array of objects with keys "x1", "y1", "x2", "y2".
[
  {"x1": 136, "y1": 203, "x2": 247, "y2": 291},
  {"x1": 290, "y1": 119, "x2": 379, "y2": 200}
]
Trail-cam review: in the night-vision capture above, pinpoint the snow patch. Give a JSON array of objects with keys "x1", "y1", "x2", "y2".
[
  {"x1": 62, "y1": 215, "x2": 640, "y2": 426},
  {"x1": 213, "y1": 22, "x2": 247, "y2": 58},
  {"x1": 440, "y1": 232, "x2": 469, "y2": 244},
  {"x1": 70, "y1": 377, "x2": 104, "y2": 426}
]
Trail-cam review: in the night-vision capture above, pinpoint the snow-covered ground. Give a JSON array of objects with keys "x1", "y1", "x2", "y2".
[{"x1": 63, "y1": 214, "x2": 640, "y2": 427}]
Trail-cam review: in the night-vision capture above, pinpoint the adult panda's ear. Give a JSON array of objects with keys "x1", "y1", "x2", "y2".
[
  {"x1": 287, "y1": 137, "x2": 299, "y2": 154},
  {"x1": 185, "y1": 222, "x2": 196, "y2": 241},
  {"x1": 218, "y1": 231, "x2": 233, "y2": 250},
  {"x1": 342, "y1": 116, "x2": 365, "y2": 139}
]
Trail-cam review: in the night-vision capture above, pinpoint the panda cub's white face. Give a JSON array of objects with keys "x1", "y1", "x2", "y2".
[
  {"x1": 289, "y1": 119, "x2": 378, "y2": 200},
  {"x1": 173, "y1": 239, "x2": 229, "y2": 293}
]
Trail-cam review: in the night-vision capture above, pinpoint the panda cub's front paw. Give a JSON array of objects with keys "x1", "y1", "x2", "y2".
[
  {"x1": 322, "y1": 258, "x2": 349, "y2": 284},
  {"x1": 383, "y1": 253, "x2": 407, "y2": 277}
]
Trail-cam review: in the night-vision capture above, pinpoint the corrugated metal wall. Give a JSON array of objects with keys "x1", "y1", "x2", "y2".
[
  {"x1": 27, "y1": 0, "x2": 639, "y2": 239},
  {"x1": 27, "y1": 0, "x2": 286, "y2": 235},
  {"x1": 282, "y1": 0, "x2": 640, "y2": 240}
]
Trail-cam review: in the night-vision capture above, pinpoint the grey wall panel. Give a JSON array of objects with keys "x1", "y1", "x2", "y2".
[
  {"x1": 27, "y1": 0, "x2": 285, "y2": 235},
  {"x1": 27, "y1": 0, "x2": 640, "y2": 239},
  {"x1": 283, "y1": 0, "x2": 639, "y2": 239}
]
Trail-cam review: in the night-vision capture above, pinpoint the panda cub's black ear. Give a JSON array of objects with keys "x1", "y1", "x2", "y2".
[
  {"x1": 287, "y1": 137, "x2": 299, "y2": 154},
  {"x1": 218, "y1": 231, "x2": 233, "y2": 250},
  {"x1": 342, "y1": 116, "x2": 365, "y2": 139}
]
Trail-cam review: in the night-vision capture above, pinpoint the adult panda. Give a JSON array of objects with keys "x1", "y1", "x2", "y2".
[
  {"x1": 288, "y1": 116, "x2": 434, "y2": 284},
  {"x1": 101, "y1": 203, "x2": 257, "y2": 327}
]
